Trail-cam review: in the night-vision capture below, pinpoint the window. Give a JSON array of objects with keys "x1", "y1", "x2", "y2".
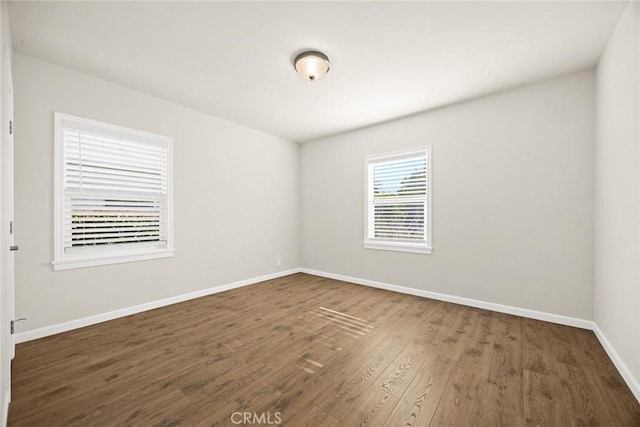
[
  {"x1": 53, "y1": 113, "x2": 173, "y2": 270},
  {"x1": 364, "y1": 147, "x2": 432, "y2": 254}
]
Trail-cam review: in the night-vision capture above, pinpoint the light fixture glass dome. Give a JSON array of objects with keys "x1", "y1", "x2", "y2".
[{"x1": 294, "y1": 51, "x2": 330, "y2": 81}]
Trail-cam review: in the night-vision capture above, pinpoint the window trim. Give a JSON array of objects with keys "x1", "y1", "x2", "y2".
[
  {"x1": 363, "y1": 146, "x2": 433, "y2": 255},
  {"x1": 53, "y1": 112, "x2": 174, "y2": 270}
]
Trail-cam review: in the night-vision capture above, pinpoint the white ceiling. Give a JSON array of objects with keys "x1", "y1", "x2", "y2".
[{"x1": 8, "y1": 1, "x2": 627, "y2": 142}]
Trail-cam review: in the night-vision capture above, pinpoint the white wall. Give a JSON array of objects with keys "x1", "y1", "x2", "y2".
[
  {"x1": 301, "y1": 71, "x2": 595, "y2": 320},
  {"x1": 13, "y1": 53, "x2": 300, "y2": 332},
  {"x1": 594, "y1": 0, "x2": 640, "y2": 394}
]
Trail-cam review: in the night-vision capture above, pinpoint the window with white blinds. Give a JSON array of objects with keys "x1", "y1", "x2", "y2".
[
  {"x1": 364, "y1": 147, "x2": 432, "y2": 254},
  {"x1": 54, "y1": 113, "x2": 173, "y2": 270}
]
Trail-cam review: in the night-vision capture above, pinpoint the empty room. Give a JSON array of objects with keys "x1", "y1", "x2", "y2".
[{"x1": 0, "y1": 0, "x2": 639, "y2": 425}]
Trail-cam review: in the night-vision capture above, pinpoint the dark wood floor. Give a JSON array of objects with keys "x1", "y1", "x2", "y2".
[{"x1": 8, "y1": 273, "x2": 640, "y2": 426}]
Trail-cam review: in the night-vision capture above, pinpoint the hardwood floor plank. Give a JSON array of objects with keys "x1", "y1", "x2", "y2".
[
  {"x1": 374, "y1": 341, "x2": 432, "y2": 398},
  {"x1": 557, "y1": 362, "x2": 611, "y2": 426},
  {"x1": 486, "y1": 315, "x2": 524, "y2": 418},
  {"x1": 428, "y1": 367, "x2": 481, "y2": 426},
  {"x1": 338, "y1": 386, "x2": 399, "y2": 427},
  {"x1": 455, "y1": 310, "x2": 497, "y2": 380},
  {"x1": 523, "y1": 318, "x2": 560, "y2": 376},
  {"x1": 283, "y1": 406, "x2": 339, "y2": 427},
  {"x1": 383, "y1": 353, "x2": 454, "y2": 426},
  {"x1": 431, "y1": 304, "x2": 476, "y2": 362},
  {"x1": 523, "y1": 369, "x2": 571, "y2": 426}
]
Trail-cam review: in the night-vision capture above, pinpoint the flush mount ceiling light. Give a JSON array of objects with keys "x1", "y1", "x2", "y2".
[{"x1": 294, "y1": 50, "x2": 330, "y2": 81}]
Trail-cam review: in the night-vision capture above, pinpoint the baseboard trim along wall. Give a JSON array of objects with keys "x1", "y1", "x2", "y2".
[
  {"x1": 300, "y1": 268, "x2": 593, "y2": 329},
  {"x1": 14, "y1": 268, "x2": 301, "y2": 344},
  {"x1": 2, "y1": 391, "x2": 10, "y2": 427},
  {"x1": 592, "y1": 323, "x2": 640, "y2": 402},
  {"x1": 14, "y1": 267, "x2": 639, "y2": 402}
]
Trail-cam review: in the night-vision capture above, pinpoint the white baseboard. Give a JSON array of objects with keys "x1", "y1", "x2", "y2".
[
  {"x1": 300, "y1": 268, "x2": 593, "y2": 329},
  {"x1": 592, "y1": 323, "x2": 640, "y2": 402},
  {"x1": 14, "y1": 268, "x2": 301, "y2": 344},
  {"x1": 2, "y1": 387, "x2": 9, "y2": 427}
]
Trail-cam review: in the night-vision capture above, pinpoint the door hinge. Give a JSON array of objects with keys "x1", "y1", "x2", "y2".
[
  {"x1": 9, "y1": 221, "x2": 13, "y2": 234},
  {"x1": 9, "y1": 120, "x2": 12, "y2": 135},
  {"x1": 10, "y1": 318, "x2": 26, "y2": 334}
]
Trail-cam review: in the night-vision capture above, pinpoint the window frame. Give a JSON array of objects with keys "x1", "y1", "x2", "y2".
[
  {"x1": 363, "y1": 146, "x2": 433, "y2": 255},
  {"x1": 53, "y1": 112, "x2": 174, "y2": 270}
]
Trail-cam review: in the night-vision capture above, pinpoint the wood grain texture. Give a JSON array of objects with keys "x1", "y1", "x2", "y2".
[{"x1": 8, "y1": 273, "x2": 640, "y2": 426}]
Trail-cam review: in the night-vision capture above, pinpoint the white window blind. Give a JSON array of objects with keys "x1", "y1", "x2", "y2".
[
  {"x1": 365, "y1": 147, "x2": 432, "y2": 254},
  {"x1": 54, "y1": 113, "x2": 173, "y2": 270}
]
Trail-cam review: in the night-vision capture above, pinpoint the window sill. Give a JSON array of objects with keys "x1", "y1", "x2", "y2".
[
  {"x1": 363, "y1": 241, "x2": 432, "y2": 255},
  {"x1": 52, "y1": 249, "x2": 174, "y2": 271}
]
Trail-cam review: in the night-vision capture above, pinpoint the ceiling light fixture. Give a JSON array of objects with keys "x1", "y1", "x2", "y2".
[{"x1": 294, "y1": 50, "x2": 330, "y2": 81}]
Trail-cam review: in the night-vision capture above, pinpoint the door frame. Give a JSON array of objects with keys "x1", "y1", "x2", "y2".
[{"x1": 1, "y1": 39, "x2": 15, "y2": 425}]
